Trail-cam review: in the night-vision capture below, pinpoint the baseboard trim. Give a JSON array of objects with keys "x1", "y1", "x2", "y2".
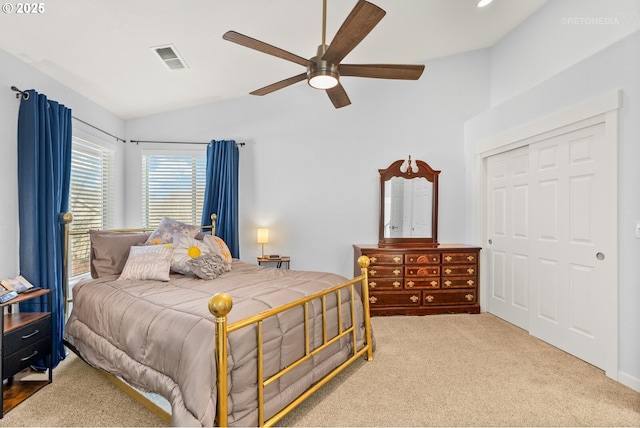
[{"x1": 618, "y1": 370, "x2": 640, "y2": 393}]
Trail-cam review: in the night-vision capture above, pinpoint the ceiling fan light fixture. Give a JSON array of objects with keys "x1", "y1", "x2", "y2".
[
  {"x1": 308, "y1": 44, "x2": 339, "y2": 90},
  {"x1": 308, "y1": 68, "x2": 339, "y2": 89}
]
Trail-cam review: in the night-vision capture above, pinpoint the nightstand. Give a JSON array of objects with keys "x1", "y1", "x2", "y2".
[
  {"x1": 257, "y1": 256, "x2": 291, "y2": 270},
  {"x1": 1, "y1": 289, "x2": 52, "y2": 417}
]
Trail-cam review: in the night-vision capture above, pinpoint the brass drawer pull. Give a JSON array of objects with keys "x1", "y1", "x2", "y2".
[
  {"x1": 369, "y1": 269, "x2": 377, "y2": 276},
  {"x1": 425, "y1": 295, "x2": 435, "y2": 302},
  {"x1": 370, "y1": 281, "x2": 376, "y2": 288},
  {"x1": 20, "y1": 350, "x2": 38, "y2": 362},
  {"x1": 465, "y1": 294, "x2": 474, "y2": 301},
  {"x1": 444, "y1": 268, "x2": 452, "y2": 274},
  {"x1": 393, "y1": 256, "x2": 402, "y2": 263},
  {"x1": 21, "y1": 329, "x2": 40, "y2": 340},
  {"x1": 370, "y1": 256, "x2": 377, "y2": 263},
  {"x1": 407, "y1": 281, "x2": 415, "y2": 288},
  {"x1": 467, "y1": 255, "x2": 475, "y2": 261},
  {"x1": 393, "y1": 269, "x2": 401, "y2": 276},
  {"x1": 445, "y1": 255, "x2": 452, "y2": 262},
  {"x1": 467, "y1": 280, "x2": 474, "y2": 286},
  {"x1": 369, "y1": 296, "x2": 378, "y2": 304},
  {"x1": 410, "y1": 295, "x2": 419, "y2": 303},
  {"x1": 430, "y1": 280, "x2": 438, "y2": 287},
  {"x1": 393, "y1": 281, "x2": 401, "y2": 288},
  {"x1": 444, "y1": 280, "x2": 452, "y2": 287},
  {"x1": 467, "y1": 268, "x2": 475, "y2": 274}
]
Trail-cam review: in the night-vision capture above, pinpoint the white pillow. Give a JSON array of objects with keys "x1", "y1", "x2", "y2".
[
  {"x1": 171, "y1": 236, "x2": 211, "y2": 275},
  {"x1": 118, "y1": 245, "x2": 174, "y2": 282}
]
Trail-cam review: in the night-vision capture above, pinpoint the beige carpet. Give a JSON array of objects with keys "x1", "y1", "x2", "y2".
[{"x1": 1, "y1": 313, "x2": 638, "y2": 427}]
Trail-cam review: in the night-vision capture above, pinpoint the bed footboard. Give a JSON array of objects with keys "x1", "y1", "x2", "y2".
[{"x1": 209, "y1": 256, "x2": 373, "y2": 427}]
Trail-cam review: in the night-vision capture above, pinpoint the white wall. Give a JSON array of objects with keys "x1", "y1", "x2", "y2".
[
  {"x1": 125, "y1": 48, "x2": 491, "y2": 278},
  {"x1": 490, "y1": 0, "x2": 640, "y2": 106},
  {"x1": 466, "y1": 6, "x2": 640, "y2": 391},
  {"x1": 0, "y1": 48, "x2": 126, "y2": 280}
]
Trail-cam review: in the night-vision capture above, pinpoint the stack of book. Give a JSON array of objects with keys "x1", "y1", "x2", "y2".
[{"x1": 0, "y1": 275, "x2": 35, "y2": 303}]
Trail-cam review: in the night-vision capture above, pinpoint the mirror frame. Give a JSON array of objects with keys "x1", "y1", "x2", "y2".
[{"x1": 378, "y1": 157, "x2": 440, "y2": 247}]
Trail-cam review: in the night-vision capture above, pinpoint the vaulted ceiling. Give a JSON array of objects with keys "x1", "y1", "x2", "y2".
[{"x1": 0, "y1": 0, "x2": 548, "y2": 119}]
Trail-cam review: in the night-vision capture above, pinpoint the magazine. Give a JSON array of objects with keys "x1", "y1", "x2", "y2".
[{"x1": 1, "y1": 275, "x2": 35, "y2": 293}]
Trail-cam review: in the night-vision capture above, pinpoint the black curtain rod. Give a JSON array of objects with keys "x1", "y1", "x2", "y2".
[
  {"x1": 72, "y1": 116, "x2": 127, "y2": 143},
  {"x1": 10, "y1": 86, "x2": 29, "y2": 99},
  {"x1": 11, "y1": 85, "x2": 127, "y2": 143},
  {"x1": 130, "y1": 139, "x2": 245, "y2": 146}
]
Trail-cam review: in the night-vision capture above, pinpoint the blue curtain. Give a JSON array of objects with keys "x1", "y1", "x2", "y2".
[
  {"x1": 17, "y1": 89, "x2": 72, "y2": 368},
  {"x1": 201, "y1": 140, "x2": 239, "y2": 258}
]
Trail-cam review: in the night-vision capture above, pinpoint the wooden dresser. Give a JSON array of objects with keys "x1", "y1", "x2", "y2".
[{"x1": 354, "y1": 244, "x2": 481, "y2": 316}]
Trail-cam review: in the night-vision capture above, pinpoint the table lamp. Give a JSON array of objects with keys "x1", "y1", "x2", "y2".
[{"x1": 257, "y1": 228, "x2": 269, "y2": 258}]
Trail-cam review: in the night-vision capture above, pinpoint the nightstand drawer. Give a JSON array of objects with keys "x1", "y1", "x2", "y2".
[
  {"x1": 4, "y1": 315, "x2": 51, "y2": 356},
  {"x1": 3, "y1": 338, "x2": 50, "y2": 379}
]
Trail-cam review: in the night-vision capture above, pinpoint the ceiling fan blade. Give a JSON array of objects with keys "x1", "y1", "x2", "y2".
[
  {"x1": 326, "y1": 83, "x2": 351, "y2": 108},
  {"x1": 223, "y1": 31, "x2": 310, "y2": 67},
  {"x1": 250, "y1": 73, "x2": 307, "y2": 96},
  {"x1": 322, "y1": 1, "x2": 386, "y2": 65},
  {"x1": 340, "y1": 64, "x2": 425, "y2": 80}
]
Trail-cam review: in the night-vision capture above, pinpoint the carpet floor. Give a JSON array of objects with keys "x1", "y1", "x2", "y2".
[{"x1": 1, "y1": 313, "x2": 638, "y2": 427}]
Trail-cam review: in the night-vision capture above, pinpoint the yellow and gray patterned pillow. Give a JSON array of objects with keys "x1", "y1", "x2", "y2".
[
  {"x1": 145, "y1": 217, "x2": 200, "y2": 245},
  {"x1": 171, "y1": 236, "x2": 211, "y2": 275},
  {"x1": 186, "y1": 253, "x2": 228, "y2": 280},
  {"x1": 203, "y1": 235, "x2": 232, "y2": 271}
]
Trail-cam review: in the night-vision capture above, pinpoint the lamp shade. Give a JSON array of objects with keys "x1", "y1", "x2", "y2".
[{"x1": 257, "y1": 228, "x2": 269, "y2": 244}]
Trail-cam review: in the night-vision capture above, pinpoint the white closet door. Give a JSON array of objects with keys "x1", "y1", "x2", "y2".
[
  {"x1": 486, "y1": 146, "x2": 530, "y2": 330},
  {"x1": 485, "y1": 120, "x2": 616, "y2": 370},
  {"x1": 528, "y1": 122, "x2": 612, "y2": 369}
]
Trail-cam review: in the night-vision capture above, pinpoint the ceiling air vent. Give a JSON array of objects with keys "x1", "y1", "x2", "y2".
[{"x1": 152, "y1": 44, "x2": 188, "y2": 70}]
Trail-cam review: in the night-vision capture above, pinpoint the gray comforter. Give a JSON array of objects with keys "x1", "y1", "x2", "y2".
[{"x1": 65, "y1": 260, "x2": 368, "y2": 426}]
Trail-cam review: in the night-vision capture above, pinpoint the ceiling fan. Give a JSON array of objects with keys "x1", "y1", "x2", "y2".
[{"x1": 222, "y1": 0, "x2": 425, "y2": 109}]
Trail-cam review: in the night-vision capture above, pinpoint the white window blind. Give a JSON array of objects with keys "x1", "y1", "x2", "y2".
[
  {"x1": 142, "y1": 154, "x2": 207, "y2": 228},
  {"x1": 69, "y1": 137, "x2": 115, "y2": 276}
]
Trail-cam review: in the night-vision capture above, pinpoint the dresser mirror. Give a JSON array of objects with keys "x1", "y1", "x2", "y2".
[{"x1": 379, "y1": 156, "x2": 440, "y2": 247}]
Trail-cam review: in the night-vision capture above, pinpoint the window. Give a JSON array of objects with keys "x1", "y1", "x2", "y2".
[
  {"x1": 142, "y1": 153, "x2": 207, "y2": 228},
  {"x1": 69, "y1": 137, "x2": 114, "y2": 277}
]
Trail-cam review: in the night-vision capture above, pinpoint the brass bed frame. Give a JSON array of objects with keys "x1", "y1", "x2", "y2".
[{"x1": 60, "y1": 213, "x2": 374, "y2": 427}]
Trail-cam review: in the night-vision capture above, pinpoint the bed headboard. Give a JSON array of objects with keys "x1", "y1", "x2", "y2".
[{"x1": 60, "y1": 213, "x2": 217, "y2": 318}]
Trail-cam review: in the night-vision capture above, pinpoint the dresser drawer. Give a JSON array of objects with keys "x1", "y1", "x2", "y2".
[
  {"x1": 368, "y1": 266, "x2": 403, "y2": 278},
  {"x1": 441, "y1": 265, "x2": 476, "y2": 277},
  {"x1": 442, "y1": 253, "x2": 478, "y2": 264},
  {"x1": 405, "y1": 253, "x2": 440, "y2": 264},
  {"x1": 364, "y1": 254, "x2": 404, "y2": 265},
  {"x1": 442, "y1": 277, "x2": 477, "y2": 288},
  {"x1": 3, "y1": 338, "x2": 50, "y2": 379},
  {"x1": 369, "y1": 291, "x2": 421, "y2": 307},
  {"x1": 3, "y1": 315, "x2": 51, "y2": 356},
  {"x1": 368, "y1": 278, "x2": 402, "y2": 290},
  {"x1": 423, "y1": 290, "x2": 477, "y2": 306},
  {"x1": 405, "y1": 266, "x2": 440, "y2": 277},
  {"x1": 405, "y1": 278, "x2": 440, "y2": 289}
]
